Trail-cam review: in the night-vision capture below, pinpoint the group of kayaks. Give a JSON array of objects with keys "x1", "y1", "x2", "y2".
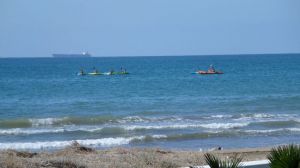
[
  {"x1": 84, "y1": 71, "x2": 129, "y2": 76},
  {"x1": 78, "y1": 65, "x2": 224, "y2": 76},
  {"x1": 78, "y1": 67, "x2": 129, "y2": 76}
]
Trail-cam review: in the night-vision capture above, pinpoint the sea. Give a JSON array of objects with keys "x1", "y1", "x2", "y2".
[{"x1": 0, "y1": 54, "x2": 299, "y2": 151}]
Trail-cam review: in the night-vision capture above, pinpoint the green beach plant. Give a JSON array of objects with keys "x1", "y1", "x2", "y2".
[
  {"x1": 204, "y1": 153, "x2": 243, "y2": 168},
  {"x1": 268, "y1": 144, "x2": 300, "y2": 168}
]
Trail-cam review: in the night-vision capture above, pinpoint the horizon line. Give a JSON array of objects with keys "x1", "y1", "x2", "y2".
[{"x1": 0, "y1": 52, "x2": 300, "y2": 58}]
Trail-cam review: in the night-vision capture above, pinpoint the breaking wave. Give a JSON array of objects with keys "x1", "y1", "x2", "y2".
[
  {"x1": 0, "y1": 128, "x2": 65, "y2": 135},
  {"x1": 0, "y1": 113, "x2": 298, "y2": 139},
  {"x1": 1, "y1": 113, "x2": 296, "y2": 128},
  {"x1": 0, "y1": 136, "x2": 149, "y2": 150},
  {"x1": 0, "y1": 122, "x2": 249, "y2": 135},
  {"x1": 0, "y1": 116, "x2": 181, "y2": 128},
  {"x1": 1, "y1": 127, "x2": 300, "y2": 150}
]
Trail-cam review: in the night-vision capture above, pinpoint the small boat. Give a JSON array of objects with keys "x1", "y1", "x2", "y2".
[
  {"x1": 196, "y1": 70, "x2": 223, "y2": 75},
  {"x1": 194, "y1": 65, "x2": 223, "y2": 75}
]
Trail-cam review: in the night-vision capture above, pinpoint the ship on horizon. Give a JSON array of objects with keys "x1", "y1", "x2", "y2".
[{"x1": 52, "y1": 52, "x2": 92, "y2": 58}]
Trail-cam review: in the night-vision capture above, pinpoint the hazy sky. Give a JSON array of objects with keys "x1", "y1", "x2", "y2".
[{"x1": 1, "y1": 0, "x2": 300, "y2": 57}]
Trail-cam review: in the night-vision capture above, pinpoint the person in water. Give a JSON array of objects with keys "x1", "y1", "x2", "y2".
[
  {"x1": 93, "y1": 67, "x2": 98, "y2": 73},
  {"x1": 110, "y1": 69, "x2": 114, "y2": 75},
  {"x1": 120, "y1": 67, "x2": 127, "y2": 73},
  {"x1": 79, "y1": 68, "x2": 85, "y2": 75},
  {"x1": 208, "y1": 64, "x2": 216, "y2": 73}
]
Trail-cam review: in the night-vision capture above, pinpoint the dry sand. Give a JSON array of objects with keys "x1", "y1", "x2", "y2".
[{"x1": 0, "y1": 143, "x2": 271, "y2": 168}]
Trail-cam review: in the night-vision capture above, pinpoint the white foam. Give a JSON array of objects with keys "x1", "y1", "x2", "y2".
[
  {"x1": 236, "y1": 113, "x2": 298, "y2": 121},
  {"x1": 286, "y1": 128, "x2": 300, "y2": 132},
  {"x1": 252, "y1": 113, "x2": 273, "y2": 118},
  {"x1": 119, "y1": 116, "x2": 147, "y2": 123},
  {"x1": 0, "y1": 136, "x2": 144, "y2": 150},
  {"x1": 0, "y1": 128, "x2": 65, "y2": 135},
  {"x1": 244, "y1": 129, "x2": 283, "y2": 133},
  {"x1": 152, "y1": 134, "x2": 168, "y2": 138},
  {"x1": 210, "y1": 115, "x2": 232, "y2": 118},
  {"x1": 124, "y1": 124, "x2": 202, "y2": 130},
  {"x1": 199, "y1": 122, "x2": 249, "y2": 129},
  {"x1": 118, "y1": 116, "x2": 185, "y2": 124},
  {"x1": 0, "y1": 121, "x2": 252, "y2": 135},
  {"x1": 245, "y1": 128, "x2": 300, "y2": 134},
  {"x1": 0, "y1": 125, "x2": 121, "y2": 135},
  {"x1": 125, "y1": 122, "x2": 249, "y2": 130},
  {"x1": 293, "y1": 118, "x2": 300, "y2": 123}
]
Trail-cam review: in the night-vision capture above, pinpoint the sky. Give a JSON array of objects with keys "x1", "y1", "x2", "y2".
[{"x1": 0, "y1": 0, "x2": 300, "y2": 57}]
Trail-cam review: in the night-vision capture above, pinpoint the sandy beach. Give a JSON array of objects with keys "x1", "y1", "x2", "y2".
[{"x1": 0, "y1": 143, "x2": 271, "y2": 168}]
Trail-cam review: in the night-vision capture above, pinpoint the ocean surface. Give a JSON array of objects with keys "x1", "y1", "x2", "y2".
[{"x1": 0, "y1": 54, "x2": 299, "y2": 151}]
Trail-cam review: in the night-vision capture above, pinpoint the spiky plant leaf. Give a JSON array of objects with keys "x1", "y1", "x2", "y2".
[
  {"x1": 204, "y1": 153, "x2": 243, "y2": 168},
  {"x1": 268, "y1": 145, "x2": 300, "y2": 168},
  {"x1": 205, "y1": 153, "x2": 221, "y2": 168}
]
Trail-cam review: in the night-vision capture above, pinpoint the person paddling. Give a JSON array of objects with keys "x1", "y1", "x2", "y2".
[
  {"x1": 208, "y1": 64, "x2": 216, "y2": 73},
  {"x1": 80, "y1": 68, "x2": 85, "y2": 75},
  {"x1": 93, "y1": 67, "x2": 99, "y2": 73},
  {"x1": 109, "y1": 69, "x2": 114, "y2": 75},
  {"x1": 78, "y1": 68, "x2": 85, "y2": 75}
]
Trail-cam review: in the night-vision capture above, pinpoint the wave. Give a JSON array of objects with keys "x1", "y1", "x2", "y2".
[
  {"x1": 0, "y1": 122, "x2": 248, "y2": 135},
  {"x1": 0, "y1": 125, "x2": 130, "y2": 135},
  {"x1": 2, "y1": 123, "x2": 300, "y2": 136},
  {"x1": 244, "y1": 128, "x2": 300, "y2": 134},
  {"x1": 0, "y1": 128, "x2": 65, "y2": 135},
  {"x1": 0, "y1": 116, "x2": 124, "y2": 128},
  {"x1": 0, "y1": 113, "x2": 298, "y2": 131},
  {"x1": 251, "y1": 120, "x2": 300, "y2": 128},
  {"x1": 1, "y1": 116, "x2": 299, "y2": 136},
  {"x1": 0, "y1": 132, "x2": 243, "y2": 150},
  {"x1": 1, "y1": 127, "x2": 300, "y2": 150},
  {"x1": 139, "y1": 129, "x2": 300, "y2": 142},
  {"x1": 199, "y1": 122, "x2": 249, "y2": 129},
  {"x1": 0, "y1": 116, "x2": 182, "y2": 128},
  {"x1": 124, "y1": 124, "x2": 202, "y2": 131},
  {"x1": 232, "y1": 113, "x2": 298, "y2": 120},
  {"x1": 0, "y1": 122, "x2": 245, "y2": 135},
  {"x1": 0, "y1": 119, "x2": 32, "y2": 128},
  {"x1": 126, "y1": 122, "x2": 249, "y2": 130},
  {"x1": 2, "y1": 119, "x2": 299, "y2": 135},
  {"x1": 0, "y1": 136, "x2": 145, "y2": 150}
]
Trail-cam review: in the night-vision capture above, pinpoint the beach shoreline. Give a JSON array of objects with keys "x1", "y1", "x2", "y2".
[{"x1": 0, "y1": 144, "x2": 272, "y2": 168}]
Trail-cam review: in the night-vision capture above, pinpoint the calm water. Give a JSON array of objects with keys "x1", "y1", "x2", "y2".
[{"x1": 0, "y1": 54, "x2": 299, "y2": 150}]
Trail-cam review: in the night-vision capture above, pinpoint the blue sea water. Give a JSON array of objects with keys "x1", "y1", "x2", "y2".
[{"x1": 0, "y1": 54, "x2": 299, "y2": 151}]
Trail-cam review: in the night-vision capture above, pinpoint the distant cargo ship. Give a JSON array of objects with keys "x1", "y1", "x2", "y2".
[{"x1": 52, "y1": 52, "x2": 92, "y2": 58}]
